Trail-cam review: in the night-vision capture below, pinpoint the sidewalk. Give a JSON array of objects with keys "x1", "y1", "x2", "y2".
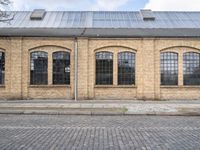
[{"x1": 0, "y1": 100, "x2": 200, "y2": 116}]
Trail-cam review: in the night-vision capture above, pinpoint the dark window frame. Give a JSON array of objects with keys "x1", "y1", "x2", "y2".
[
  {"x1": 96, "y1": 51, "x2": 113, "y2": 85},
  {"x1": 53, "y1": 51, "x2": 70, "y2": 85},
  {"x1": 0, "y1": 51, "x2": 5, "y2": 85},
  {"x1": 160, "y1": 52, "x2": 178, "y2": 85},
  {"x1": 118, "y1": 51, "x2": 135, "y2": 85},
  {"x1": 183, "y1": 52, "x2": 200, "y2": 85},
  {"x1": 30, "y1": 51, "x2": 48, "y2": 85}
]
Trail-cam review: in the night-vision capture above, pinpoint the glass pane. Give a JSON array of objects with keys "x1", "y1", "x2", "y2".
[
  {"x1": 0, "y1": 52, "x2": 5, "y2": 85},
  {"x1": 160, "y1": 52, "x2": 178, "y2": 85},
  {"x1": 30, "y1": 51, "x2": 48, "y2": 85},
  {"x1": 53, "y1": 51, "x2": 70, "y2": 85},
  {"x1": 118, "y1": 52, "x2": 135, "y2": 85},
  {"x1": 96, "y1": 52, "x2": 113, "y2": 85},
  {"x1": 183, "y1": 52, "x2": 200, "y2": 85}
]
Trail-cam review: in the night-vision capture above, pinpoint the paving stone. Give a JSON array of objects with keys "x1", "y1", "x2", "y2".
[{"x1": 0, "y1": 115, "x2": 200, "y2": 149}]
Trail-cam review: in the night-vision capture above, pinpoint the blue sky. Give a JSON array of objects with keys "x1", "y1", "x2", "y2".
[{"x1": 10, "y1": 0, "x2": 200, "y2": 11}]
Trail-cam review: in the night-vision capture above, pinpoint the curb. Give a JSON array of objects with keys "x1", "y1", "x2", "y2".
[
  {"x1": 0, "y1": 103, "x2": 200, "y2": 116},
  {"x1": 0, "y1": 109, "x2": 200, "y2": 116}
]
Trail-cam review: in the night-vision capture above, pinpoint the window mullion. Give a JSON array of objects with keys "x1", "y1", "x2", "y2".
[
  {"x1": 113, "y1": 52, "x2": 117, "y2": 85},
  {"x1": 49, "y1": 52, "x2": 52, "y2": 85},
  {"x1": 179, "y1": 52, "x2": 183, "y2": 86}
]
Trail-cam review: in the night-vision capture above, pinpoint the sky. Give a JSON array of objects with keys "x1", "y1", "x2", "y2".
[{"x1": 6, "y1": 0, "x2": 200, "y2": 11}]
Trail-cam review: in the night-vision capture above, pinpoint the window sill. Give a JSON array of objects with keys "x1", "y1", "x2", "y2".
[
  {"x1": 95, "y1": 85, "x2": 136, "y2": 88},
  {"x1": 0, "y1": 85, "x2": 5, "y2": 88},
  {"x1": 160, "y1": 85, "x2": 179, "y2": 88},
  {"x1": 29, "y1": 85, "x2": 71, "y2": 88},
  {"x1": 180, "y1": 85, "x2": 200, "y2": 88},
  {"x1": 161, "y1": 85, "x2": 200, "y2": 88}
]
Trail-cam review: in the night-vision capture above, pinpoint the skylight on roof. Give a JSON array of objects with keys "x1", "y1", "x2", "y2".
[
  {"x1": 140, "y1": 9, "x2": 155, "y2": 21},
  {"x1": 30, "y1": 9, "x2": 46, "y2": 20}
]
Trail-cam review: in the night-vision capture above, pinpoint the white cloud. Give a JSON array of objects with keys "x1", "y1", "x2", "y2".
[
  {"x1": 145, "y1": 0, "x2": 200, "y2": 11},
  {"x1": 10, "y1": 0, "x2": 130, "y2": 11},
  {"x1": 91, "y1": 0, "x2": 130, "y2": 11},
  {"x1": 12, "y1": 0, "x2": 91, "y2": 11}
]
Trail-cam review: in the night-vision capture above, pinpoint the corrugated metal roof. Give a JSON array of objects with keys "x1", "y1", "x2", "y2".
[{"x1": 0, "y1": 11, "x2": 200, "y2": 37}]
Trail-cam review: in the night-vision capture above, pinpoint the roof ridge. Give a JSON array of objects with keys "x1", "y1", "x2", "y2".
[{"x1": 5, "y1": 10, "x2": 200, "y2": 13}]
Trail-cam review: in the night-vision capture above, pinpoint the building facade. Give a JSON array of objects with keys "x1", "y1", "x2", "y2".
[{"x1": 0, "y1": 10, "x2": 200, "y2": 100}]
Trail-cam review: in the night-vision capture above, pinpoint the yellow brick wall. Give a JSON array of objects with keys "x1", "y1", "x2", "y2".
[
  {"x1": 156, "y1": 38, "x2": 200, "y2": 100},
  {"x1": 0, "y1": 37, "x2": 200, "y2": 100},
  {"x1": 88, "y1": 39, "x2": 141, "y2": 100},
  {"x1": 0, "y1": 37, "x2": 75, "y2": 99},
  {"x1": 0, "y1": 37, "x2": 12, "y2": 99},
  {"x1": 77, "y1": 38, "x2": 89, "y2": 99}
]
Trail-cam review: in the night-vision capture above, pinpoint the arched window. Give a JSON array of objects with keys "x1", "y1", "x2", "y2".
[
  {"x1": 96, "y1": 52, "x2": 113, "y2": 85},
  {"x1": 0, "y1": 52, "x2": 5, "y2": 85},
  {"x1": 53, "y1": 51, "x2": 70, "y2": 85},
  {"x1": 118, "y1": 52, "x2": 135, "y2": 85},
  {"x1": 30, "y1": 51, "x2": 48, "y2": 85},
  {"x1": 160, "y1": 52, "x2": 178, "y2": 85},
  {"x1": 183, "y1": 52, "x2": 200, "y2": 85}
]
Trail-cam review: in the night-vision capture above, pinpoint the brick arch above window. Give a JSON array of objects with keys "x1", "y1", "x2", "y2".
[
  {"x1": 0, "y1": 48, "x2": 5, "y2": 52},
  {"x1": 29, "y1": 45, "x2": 72, "y2": 53},
  {"x1": 94, "y1": 46, "x2": 137, "y2": 53},
  {"x1": 118, "y1": 51, "x2": 136, "y2": 54},
  {"x1": 160, "y1": 46, "x2": 200, "y2": 53},
  {"x1": 160, "y1": 51, "x2": 178, "y2": 55}
]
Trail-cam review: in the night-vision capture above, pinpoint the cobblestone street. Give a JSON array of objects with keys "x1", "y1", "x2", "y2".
[{"x1": 0, "y1": 115, "x2": 199, "y2": 150}]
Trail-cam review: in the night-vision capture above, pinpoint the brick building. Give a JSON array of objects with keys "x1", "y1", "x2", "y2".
[{"x1": 0, "y1": 9, "x2": 200, "y2": 100}]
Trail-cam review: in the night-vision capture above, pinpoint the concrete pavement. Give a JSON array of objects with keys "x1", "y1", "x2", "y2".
[{"x1": 0, "y1": 100, "x2": 200, "y2": 115}]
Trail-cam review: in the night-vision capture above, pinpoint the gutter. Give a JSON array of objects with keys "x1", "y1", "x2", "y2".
[{"x1": 1, "y1": 28, "x2": 200, "y2": 38}]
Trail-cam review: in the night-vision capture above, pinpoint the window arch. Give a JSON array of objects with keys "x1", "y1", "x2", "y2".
[
  {"x1": 0, "y1": 51, "x2": 5, "y2": 85},
  {"x1": 96, "y1": 51, "x2": 113, "y2": 85},
  {"x1": 30, "y1": 51, "x2": 48, "y2": 85},
  {"x1": 183, "y1": 52, "x2": 200, "y2": 85},
  {"x1": 118, "y1": 52, "x2": 135, "y2": 85},
  {"x1": 160, "y1": 52, "x2": 178, "y2": 85},
  {"x1": 53, "y1": 51, "x2": 70, "y2": 85}
]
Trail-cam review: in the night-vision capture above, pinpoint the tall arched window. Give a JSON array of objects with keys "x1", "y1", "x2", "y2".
[
  {"x1": 0, "y1": 51, "x2": 5, "y2": 85},
  {"x1": 183, "y1": 52, "x2": 200, "y2": 85},
  {"x1": 118, "y1": 52, "x2": 135, "y2": 85},
  {"x1": 53, "y1": 51, "x2": 70, "y2": 85},
  {"x1": 96, "y1": 52, "x2": 113, "y2": 85},
  {"x1": 160, "y1": 52, "x2": 178, "y2": 85},
  {"x1": 30, "y1": 51, "x2": 48, "y2": 85}
]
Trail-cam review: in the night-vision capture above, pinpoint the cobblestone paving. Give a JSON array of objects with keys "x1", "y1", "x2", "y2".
[{"x1": 0, "y1": 115, "x2": 200, "y2": 150}]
